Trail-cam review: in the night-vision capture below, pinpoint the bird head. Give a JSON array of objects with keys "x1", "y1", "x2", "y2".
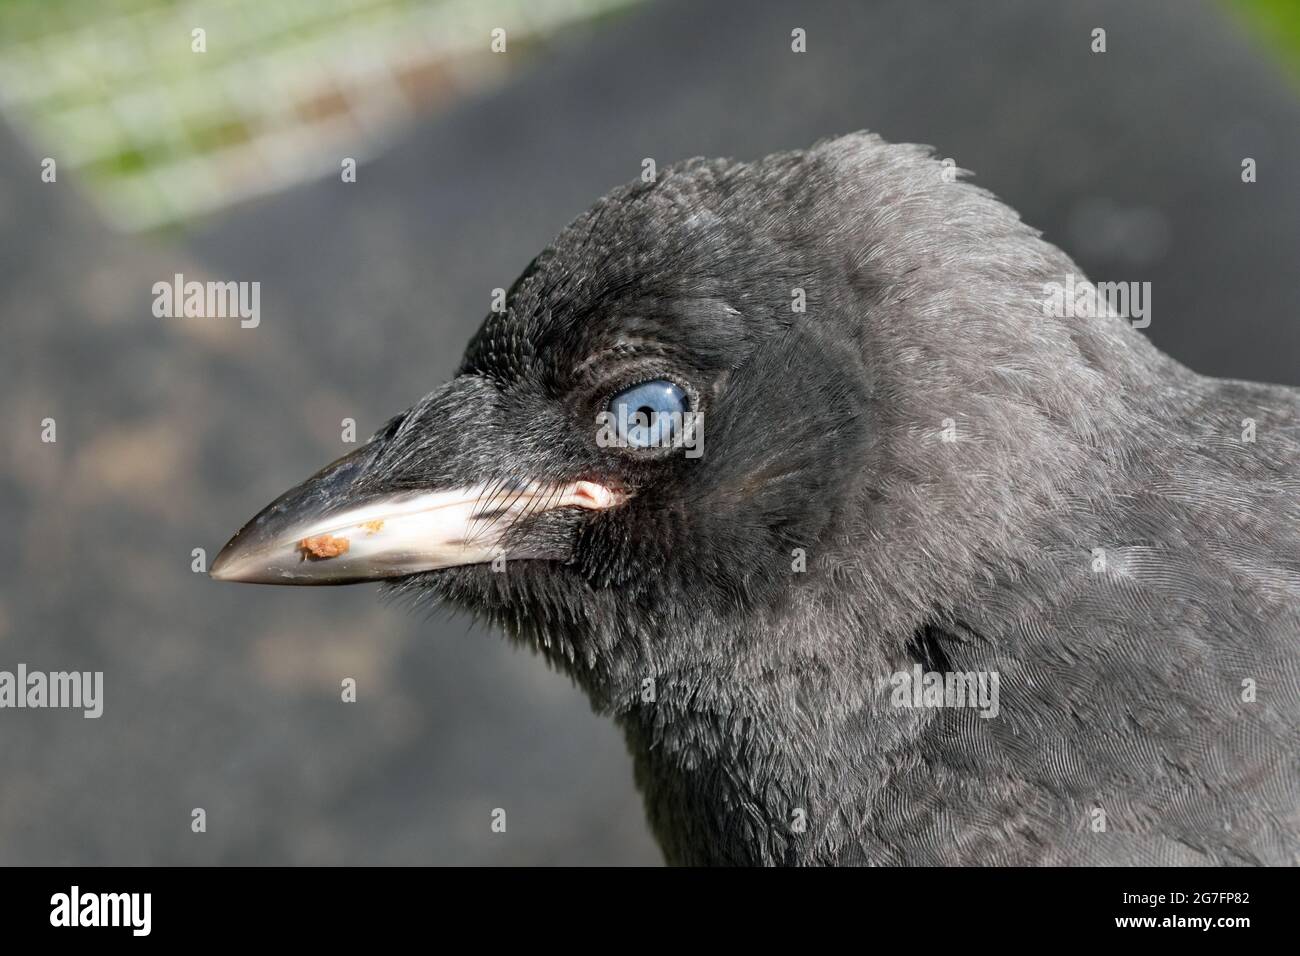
[{"x1": 212, "y1": 132, "x2": 1140, "y2": 711}]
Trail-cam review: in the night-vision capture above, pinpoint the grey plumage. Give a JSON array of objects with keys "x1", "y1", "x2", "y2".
[{"x1": 217, "y1": 133, "x2": 1299, "y2": 865}]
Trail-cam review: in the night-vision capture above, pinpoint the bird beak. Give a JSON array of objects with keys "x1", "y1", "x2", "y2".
[{"x1": 210, "y1": 385, "x2": 621, "y2": 585}]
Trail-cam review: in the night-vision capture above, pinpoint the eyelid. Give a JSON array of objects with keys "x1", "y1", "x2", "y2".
[
  {"x1": 600, "y1": 374, "x2": 694, "y2": 416},
  {"x1": 573, "y1": 340, "x2": 676, "y2": 378}
]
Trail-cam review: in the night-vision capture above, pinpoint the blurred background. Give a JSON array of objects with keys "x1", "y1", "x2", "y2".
[{"x1": 0, "y1": 0, "x2": 1297, "y2": 864}]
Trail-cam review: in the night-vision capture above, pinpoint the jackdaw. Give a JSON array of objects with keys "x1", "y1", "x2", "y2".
[{"x1": 212, "y1": 133, "x2": 1299, "y2": 865}]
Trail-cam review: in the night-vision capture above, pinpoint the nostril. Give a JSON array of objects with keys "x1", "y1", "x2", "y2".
[{"x1": 375, "y1": 411, "x2": 409, "y2": 442}]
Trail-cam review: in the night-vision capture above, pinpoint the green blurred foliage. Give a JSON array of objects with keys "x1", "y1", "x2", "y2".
[{"x1": 1229, "y1": 0, "x2": 1300, "y2": 79}]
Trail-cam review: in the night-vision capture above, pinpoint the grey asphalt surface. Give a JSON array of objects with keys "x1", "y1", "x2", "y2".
[{"x1": 1, "y1": 0, "x2": 1297, "y2": 864}]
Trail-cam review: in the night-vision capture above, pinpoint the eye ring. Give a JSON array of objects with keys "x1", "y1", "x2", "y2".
[{"x1": 598, "y1": 377, "x2": 698, "y2": 456}]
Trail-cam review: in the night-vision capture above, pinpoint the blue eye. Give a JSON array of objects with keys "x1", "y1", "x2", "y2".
[{"x1": 608, "y1": 379, "x2": 688, "y2": 448}]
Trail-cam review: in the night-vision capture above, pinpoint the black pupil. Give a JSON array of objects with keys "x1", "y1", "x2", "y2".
[{"x1": 637, "y1": 405, "x2": 656, "y2": 421}]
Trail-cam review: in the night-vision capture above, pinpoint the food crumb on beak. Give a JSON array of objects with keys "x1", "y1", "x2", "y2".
[
  {"x1": 298, "y1": 534, "x2": 350, "y2": 560},
  {"x1": 361, "y1": 520, "x2": 385, "y2": 534}
]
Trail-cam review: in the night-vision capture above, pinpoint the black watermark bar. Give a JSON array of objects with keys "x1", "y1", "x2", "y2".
[{"x1": 0, "y1": 866, "x2": 1284, "y2": 943}]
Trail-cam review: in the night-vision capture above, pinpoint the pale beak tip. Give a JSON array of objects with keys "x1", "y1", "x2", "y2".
[{"x1": 208, "y1": 541, "x2": 244, "y2": 582}]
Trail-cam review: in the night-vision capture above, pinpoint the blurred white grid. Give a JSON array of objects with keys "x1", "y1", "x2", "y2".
[{"x1": 0, "y1": 0, "x2": 641, "y2": 230}]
